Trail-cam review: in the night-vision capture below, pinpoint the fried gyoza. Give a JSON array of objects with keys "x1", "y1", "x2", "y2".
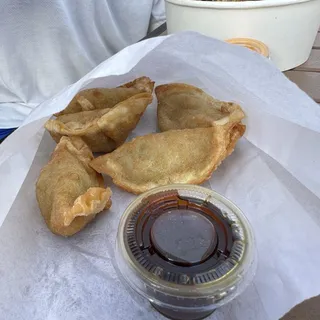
[
  {"x1": 156, "y1": 83, "x2": 245, "y2": 132},
  {"x1": 55, "y1": 76, "x2": 155, "y2": 116},
  {"x1": 90, "y1": 126, "x2": 245, "y2": 194},
  {"x1": 45, "y1": 93, "x2": 153, "y2": 153},
  {"x1": 36, "y1": 136, "x2": 112, "y2": 236}
]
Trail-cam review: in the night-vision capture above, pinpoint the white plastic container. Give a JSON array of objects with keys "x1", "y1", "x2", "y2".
[{"x1": 165, "y1": 0, "x2": 320, "y2": 71}]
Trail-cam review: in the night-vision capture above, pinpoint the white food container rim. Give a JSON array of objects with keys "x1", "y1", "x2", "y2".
[{"x1": 165, "y1": 0, "x2": 312, "y2": 9}]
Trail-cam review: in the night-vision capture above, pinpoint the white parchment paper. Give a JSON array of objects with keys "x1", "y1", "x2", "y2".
[{"x1": 1, "y1": 32, "x2": 320, "y2": 320}]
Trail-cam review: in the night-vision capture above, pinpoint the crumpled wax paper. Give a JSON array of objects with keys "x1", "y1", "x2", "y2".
[{"x1": 0, "y1": 32, "x2": 320, "y2": 320}]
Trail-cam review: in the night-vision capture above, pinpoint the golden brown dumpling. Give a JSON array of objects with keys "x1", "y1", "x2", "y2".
[
  {"x1": 90, "y1": 126, "x2": 245, "y2": 194},
  {"x1": 156, "y1": 83, "x2": 245, "y2": 132},
  {"x1": 55, "y1": 76, "x2": 154, "y2": 116},
  {"x1": 36, "y1": 136, "x2": 112, "y2": 236},
  {"x1": 45, "y1": 93, "x2": 153, "y2": 153}
]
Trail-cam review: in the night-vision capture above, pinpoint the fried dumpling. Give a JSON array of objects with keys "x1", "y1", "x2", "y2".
[
  {"x1": 156, "y1": 83, "x2": 245, "y2": 132},
  {"x1": 90, "y1": 126, "x2": 245, "y2": 194},
  {"x1": 36, "y1": 136, "x2": 112, "y2": 236},
  {"x1": 45, "y1": 93, "x2": 153, "y2": 153},
  {"x1": 55, "y1": 76, "x2": 155, "y2": 116}
]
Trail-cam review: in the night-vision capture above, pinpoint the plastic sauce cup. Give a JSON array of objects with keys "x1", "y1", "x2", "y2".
[{"x1": 116, "y1": 184, "x2": 257, "y2": 320}]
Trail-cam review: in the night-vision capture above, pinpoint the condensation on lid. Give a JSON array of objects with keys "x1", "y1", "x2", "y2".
[
  {"x1": 226, "y1": 38, "x2": 270, "y2": 58},
  {"x1": 150, "y1": 209, "x2": 217, "y2": 266}
]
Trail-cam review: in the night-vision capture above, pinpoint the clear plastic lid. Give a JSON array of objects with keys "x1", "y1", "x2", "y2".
[{"x1": 115, "y1": 184, "x2": 257, "y2": 314}]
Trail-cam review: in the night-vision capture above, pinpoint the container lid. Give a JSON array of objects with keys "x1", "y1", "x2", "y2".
[
  {"x1": 116, "y1": 184, "x2": 256, "y2": 309},
  {"x1": 226, "y1": 38, "x2": 269, "y2": 58}
]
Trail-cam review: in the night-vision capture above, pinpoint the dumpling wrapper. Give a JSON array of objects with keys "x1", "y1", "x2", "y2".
[
  {"x1": 90, "y1": 126, "x2": 245, "y2": 194},
  {"x1": 36, "y1": 136, "x2": 112, "y2": 236},
  {"x1": 55, "y1": 76, "x2": 154, "y2": 116},
  {"x1": 45, "y1": 92, "x2": 153, "y2": 153},
  {"x1": 156, "y1": 83, "x2": 245, "y2": 132}
]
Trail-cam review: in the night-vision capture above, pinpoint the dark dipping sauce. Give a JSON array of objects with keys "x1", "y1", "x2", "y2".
[{"x1": 124, "y1": 190, "x2": 245, "y2": 320}]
